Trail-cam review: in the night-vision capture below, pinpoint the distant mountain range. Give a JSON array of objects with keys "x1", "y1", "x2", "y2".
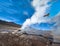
[
  {"x1": 0, "y1": 20, "x2": 21, "y2": 28},
  {"x1": 0, "y1": 20, "x2": 21, "y2": 33}
]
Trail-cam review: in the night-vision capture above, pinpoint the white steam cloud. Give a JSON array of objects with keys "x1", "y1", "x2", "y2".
[
  {"x1": 21, "y1": 0, "x2": 51, "y2": 30},
  {"x1": 50, "y1": 12, "x2": 60, "y2": 35}
]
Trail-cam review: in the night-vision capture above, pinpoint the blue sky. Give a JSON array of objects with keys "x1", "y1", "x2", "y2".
[
  {"x1": 0, "y1": 0, "x2": 60, "y2": 25},
  {"x1": 0, "y1": 0, "x2": 35, "y2": 24},
  {"x1": 49, "y1": 0, "x2": 60, "y2": 17}
]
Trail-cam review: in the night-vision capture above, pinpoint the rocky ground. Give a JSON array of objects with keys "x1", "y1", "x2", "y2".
[
  {"x1": 0, "y1": 33, "x2": 52, "y2": 46},
  {"x1": 0, "y1": 20, "x2": 60, "y2": 46},
  {"x1": 0, "y1": 32, "x2": 60, "y2": 46}
]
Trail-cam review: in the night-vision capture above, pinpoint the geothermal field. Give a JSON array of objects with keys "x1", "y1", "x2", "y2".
[
  {"x1": 0, "y1": 20, "x2": 60, "y2": 46},
  {"x1": 0, "y1": 0, "x2": 60, "y2": 46}
]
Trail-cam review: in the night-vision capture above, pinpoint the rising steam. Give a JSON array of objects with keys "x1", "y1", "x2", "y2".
[{"x1": 21, "y1": 0, "x2": 51, "y2": 30}]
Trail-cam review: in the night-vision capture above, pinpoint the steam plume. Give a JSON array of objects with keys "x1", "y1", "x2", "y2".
[{"x1": 21, "y1": 0, "x2": 51, "y2": 30}]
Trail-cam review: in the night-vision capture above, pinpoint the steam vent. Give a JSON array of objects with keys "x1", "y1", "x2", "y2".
[
  {"x1": 0, "y1": 20, "x2": 59, "y2": 46},
  {"x1": 0, "y1": 0, "x2": 60, "y2": 46}
]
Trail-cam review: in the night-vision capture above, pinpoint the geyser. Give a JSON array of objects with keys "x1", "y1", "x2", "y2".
[
  {"x1": 20, "y1": 0, "x2": 60, "y2": 42},
  {"x1": 21, "y1": 0, "x2": 51, "y2": 31}
]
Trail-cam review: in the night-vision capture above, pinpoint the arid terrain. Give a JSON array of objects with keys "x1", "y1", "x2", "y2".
[
  {"x1": 0, "y1": 20, "x2": 60, "y2": 46},
  {"x1": 0, "y1": 20, "x2": 21, "y2": 33},
  {"x1": 0, "y1": 33, "x2": 52, "y2": 46}
]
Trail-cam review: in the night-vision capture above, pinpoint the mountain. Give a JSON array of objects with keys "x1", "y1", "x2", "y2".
[
  {"x1": 0, "y1": 20, "x2": 21, "y2": 33},
  {"x1": 0, "y1": 20, "x2": 21, "y2": 27}
]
